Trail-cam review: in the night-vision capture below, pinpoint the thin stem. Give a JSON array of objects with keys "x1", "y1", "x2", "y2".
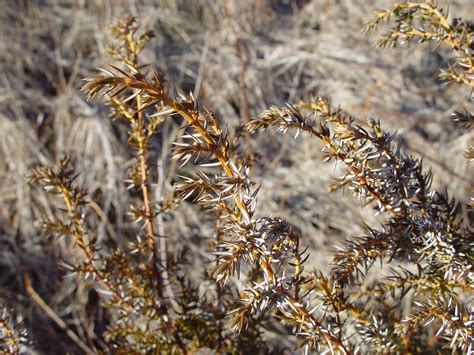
[
  {"x1": 292, "y1": 237, "x2": 302, "y2": 300},
  {"x1": 135, "y1": 96, "x2": 164, "y2": 297},
  {"x1": 214, "y1": 213, "x2": 224, "y2": 354},
  {"x1": 24, "y1": 273, "x2": 94, "y2": 355},
  {"x1": 135, "y1": 97, "x2": 186, "y2": 351},
  {"x1": 59, "y1": 186, "x2": 132, "y2": 309},
  {"x1": 416, "y1": 2, "x2": 450, "y2": 31},
  {"x1": 281, "y1": 288, "x2": 351, "y2": 354},
  {"x1": 307, "y1": 126, "x2": 396, "y2": 213},
  {"x1": 156, "y1": 156, "x2": 181, "y2": 313}
]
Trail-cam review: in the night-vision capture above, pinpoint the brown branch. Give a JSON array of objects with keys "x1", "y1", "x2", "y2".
[
  {"x1": 306, "y1": 125, "x2": 397, "y2": 214},
  {"x1": 284, "y1": 290, "x2": 351, "y2": 354},
  {"x1": 58, "y1": 186, "x2": 133, "y2": 310},
  {"x1": 24, "y1": 273, "x2": 94, "y2": 355},
  {"x1": 134, "y1": 96, "x2": 186, "y2": 352},
  {"x1": 135, "y1": 95, "x2": 165, "y2": 300}
]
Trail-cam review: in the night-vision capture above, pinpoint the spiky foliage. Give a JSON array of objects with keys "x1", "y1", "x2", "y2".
[
  {"x1": 247, "y1": 2, "x2": 474, "y2": 352},
  {"x1": 364, "y1": 1, "x2": 474, "y2": 205},
  {"x1": 248, "y1": 96, "x2": 473, "y2": 352},
  {"x1": 364, "y1": 1, "x2": 474, "y2": 88},
  {"x1": 26, "y1": 2, "x2": 473, "y2": 354},
  {"x1": 80, "y1": 17, "x2": 350, "y2": 352},
  {"x1": 28, "y1": 16, "x2": 277, "y2": 353},
  {"x1": 0, "y1": 305, "x2": 28, "y2": 354}
]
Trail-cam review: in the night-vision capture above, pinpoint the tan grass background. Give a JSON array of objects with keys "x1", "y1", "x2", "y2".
[{"x1": 0, "y1": 0, "x2": 472, "y2": 352}]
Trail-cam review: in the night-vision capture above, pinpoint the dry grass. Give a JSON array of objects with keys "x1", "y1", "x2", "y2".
[{"x1": 0, "y1": 0, "x2": 472, "y2": 353}]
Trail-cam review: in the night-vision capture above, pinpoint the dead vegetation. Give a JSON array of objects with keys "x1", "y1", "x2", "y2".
[{"x1": 0, "y1": 0, "x2": 472, "y2": 353}]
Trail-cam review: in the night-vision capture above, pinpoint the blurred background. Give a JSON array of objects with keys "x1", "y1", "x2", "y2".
[{"x1": 1, "y1": 0, "x2": 473, "y2": 353}]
